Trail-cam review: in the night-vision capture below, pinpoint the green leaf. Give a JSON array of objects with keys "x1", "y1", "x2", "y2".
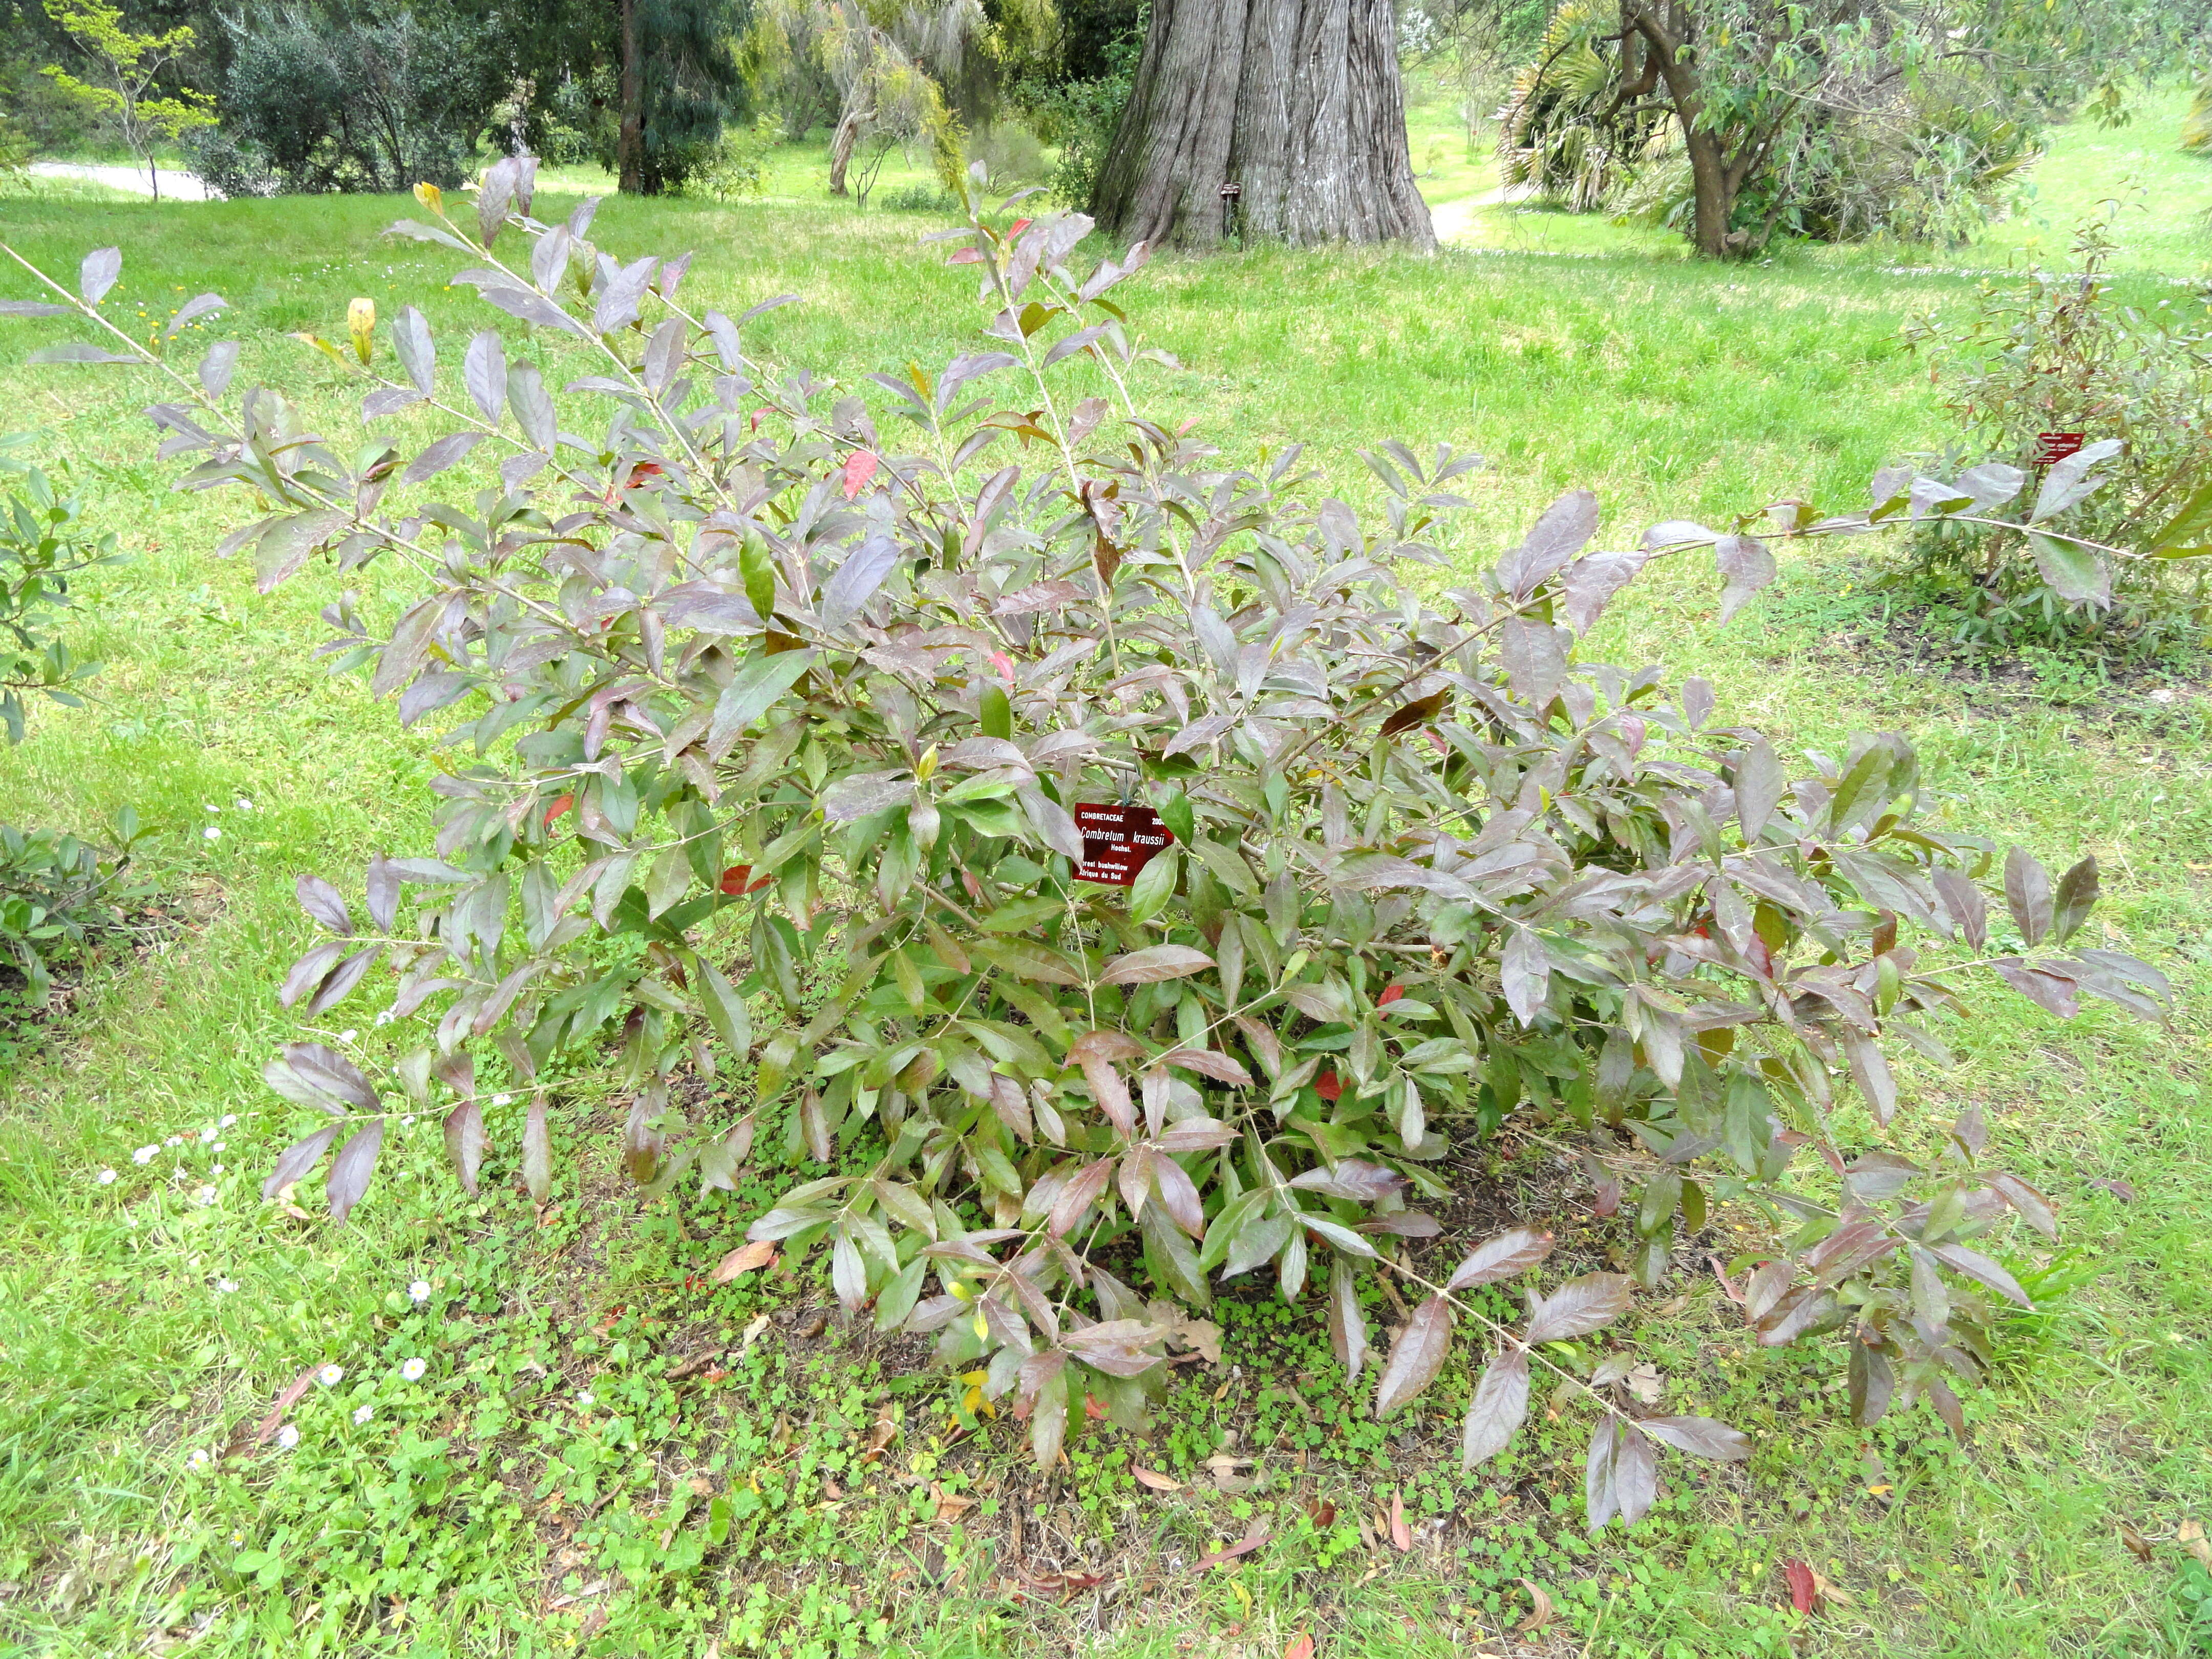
[
  {"x1": 1128, "y1": 846, "x2": 1179, "y2": 922},
  {"x1": 2026, "y1": 533, "x2": 2111, "y2": 608},
  {"x1": 1154, "y1": 785, "x2": 1195, "y2": 847},
  {"x1": 707, "y1": 648, "x2": 816, "y2": 757},
  {"x1": 981, "y1": 684, "x2": 1012, "y2": 739},
  {"x1": 694, "y1": 953, "x2": 752, "y2": 1056}
]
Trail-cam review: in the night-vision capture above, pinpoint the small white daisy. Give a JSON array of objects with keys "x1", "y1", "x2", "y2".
[
  {"x1": 398, "y1": 1114, "x2": 416, "y2": 1128},
  {"x1": 492, "y1": 1093, "x2": 512, "y2": 1107},
  {"x1": 316, "y1": 1364, "x2": 344, "y2": 1388},
  {"x1": 132, "y1": 1145, "x2": 157, "y2": 1164},
  {"x1": 220, "y1": 1113, "x2": 238, "y2": 1128},
  {"x1": 96, "y1": 1168, "x2": 117, "y2": 1185},
  {"x1": 235, "y1": 797, "x2": 254, "y2": 812},
  {"x1": 374, "y1": 1009, "x2": 395, "y2": 1026},
  {"x1": 276, "y1": 1424, "x2": 300, "y2": 1450},
  {"x1": 408, "y1": 1280, "x2": 431, "y2": 1304},
  {"x1": 203, "y1": 826, "x2": 221, "y2": 841},
  {"x1": 199, "y1": 1127, "x2": 218, "y2": 1143},
  {"x1": 216, "y1": 1278, "x2": 238, "y2": 1293},
  {"x1": 210, "y1": 1164, "x2": 223, "y2": 1175},
  {"x1": 400, "y1": 1357, "x2": 427, "y2": 1381},
  {"x1": 576, "y1": 1389, "x2": 595, "y2": 1409},
  {"x1": 194, "y1": 1185, "x2": 216, "y2": 1206},
  {"x1": 186, "y1": 1449, "x2": 211, "y2": 1471},
  {"x1": 164, "y1": 1135, "x2": 183, "y2": 1147},
  {"x1": 352, "y1": 1405, "x2": 373, "y2": 1426},
  {"x1": 203, "y1": 803, "x2": 220, "y2": 814},
  {"x1": 226, "y1": 1529, "x2": 245, "y2": 1549}
]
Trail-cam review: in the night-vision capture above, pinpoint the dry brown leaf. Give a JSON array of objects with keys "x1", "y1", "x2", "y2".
[
  {"x1": 930, "y1": 1483, "x2": 975, "y2": 1523},
  {"x1": 1173, "y1": 1317, "x2": 1224, "y2": 1365},
  {"x1": 2120, "y1": 1520, "x2": 2155, "y2": 1564},
  {"x1": 1513, "y1": 1578, "x2": 1555, "y2": 1633},
  {"x1": 1811, "y1": 1567, "x2": 1856, "y2": 1607},
  {"x1": 1625, "y1": 1363, "x2": 1666, "y2": 1404},
  {"x1": 1132, "y1": 1465, "x2": 1183, "y2": 1492},
  {"x1": 712, "y1": 1239, "x2": 777, "y2": 1282},
  {"x1": 2181, "y1": 1519, "x2": 2212, "y2": 1570},
  {"x1": 1388, "y1": 1491, "x2": 1412, "y2": 1552},
  {"x1": 1283, "y1": 1636, "x2": 1315, "y2": 1659}
]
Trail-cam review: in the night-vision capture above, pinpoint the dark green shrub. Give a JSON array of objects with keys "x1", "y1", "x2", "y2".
[
  {"x1": 0, "y1": 433, "x2": 117, "y2": 744},
  {"x1": 1901, "y1": 211, "x2": 2212, "y2": 650},
  {"x1": 1, "y1": 168, "x2": 2166, "y2": 1525},
  {"x1": 190, "y1": 10, "x2": 495, "y2": 196},
  {"x1": 0, "y1": 811, "x2": 155, "y2": 1054},
  {"x1": 0, "y1": 427, "x2": 149, "y2": 1052}
]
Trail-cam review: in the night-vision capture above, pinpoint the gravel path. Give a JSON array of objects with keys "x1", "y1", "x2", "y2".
[{"x1": 26, "y1": 161, "x2": 222, "y2": 201}]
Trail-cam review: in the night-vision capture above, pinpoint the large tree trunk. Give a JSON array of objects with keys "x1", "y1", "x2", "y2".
[
  {"x1": 1683, "y1": 127, "x2": 1733, "y2": 259},
  {"x1": 617, "y1": 0, "x2": 645, "y2": 194},
  {"x1": 828, "y1": 96, "x2": 867, "y2": 195},
  {"x1": 1093, "y1": 0, "x2": 1434, "y2": 252}
]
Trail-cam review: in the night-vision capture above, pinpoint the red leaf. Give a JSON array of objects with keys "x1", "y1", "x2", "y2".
[
  {"x1": 1192, "y1": 1516, "x2": 1269, "y2": 1571},
  {"x1": 842, "y1": 450, "x2": 879, "y2": 499},
  {"x1": 946, "y1": 246, "x2": 986, "y2": 266},
  {"x1": 1009, "y1": 218, "x2": 1033, "y2": 237},
  {"x1": 1377, "y1": 984, "x2": 1404, "y2": 1006},
  {"x1": 543, "y1": 792, "x2": 573, "y2": 826},
  {"x1": 719, "y1": 864, "x2": 771, "y2": 896},
  {"x1": 1785, "y1": 1558, "x2": 1817, "y2": 1613},
  {"x1": 988, "y1": 650, "x2": 1016, "y2": 685},
  {"x1": 1283, "y1": 1637, "x2": 1315, "y2": 1659},
  {"x1": 1314, "y1": 1070, "x2": 1342, "y2": 1102}
]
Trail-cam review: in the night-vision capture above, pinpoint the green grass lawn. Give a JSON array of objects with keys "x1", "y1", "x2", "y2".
[{"x1": 0, "y1": 134, "x2": 2208, "y2": 1659}]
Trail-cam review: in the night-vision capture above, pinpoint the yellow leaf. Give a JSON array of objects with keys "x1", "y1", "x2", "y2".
[
  {"x1": 415, "y1": 181, "x2": 443, "y2": 215},
  {"x1": 347, "y1": 297, "x2": 375, "y2": 366}
]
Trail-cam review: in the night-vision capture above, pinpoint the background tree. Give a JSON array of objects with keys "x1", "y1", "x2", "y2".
[
  {"x1": 1501, "y1": 0, "x2": 2212, "y2": 259},
  {"x1": 192, "y1": 8, "x2": 492, "y2": 195},
  {"x1": 1091, "y1": 0, "x2": 1434, "y2": 251},
  {"x1": 38, "y1": 0, "x2": 215, "y2": 197}
]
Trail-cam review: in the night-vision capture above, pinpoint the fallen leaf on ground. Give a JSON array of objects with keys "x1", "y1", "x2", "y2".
[
  {"x1": 712, "y1": 1240, "x2": 777, "y2": 1282},
  {"x1": 1193, "y1": 1517, "x2": 1269, "y2": 1571},
  {"x1": 1626, "y1": 1364, "x2": 1666, "y2": 1404},
  {"x1": 2119, "y1": 1520, "x2": 2155, "y2": 1563},
  {"x1": 1785, "y1": 1558, "x2": 1818, "y2": 1612},
  {"x1": 1812, "y1": 1566, "x2": 1856, "y2": 1607},
  {"x1": 255, "y1": 1366, "x2": 321, "y2": 1445},
  {"x1": 1283, "y1": 1635, "x2": 1315, "y2": 1659},
  {"x1": 2087, "y1": 1178, "x2": 2136, "y2": 1203},
  {"x1": 1388, "y1": 1491, "x2": 1412, "y2": 1552},
  {"x1": 930, "y1": 1483, "x2": 974, "y2": 1522},
  {"x1": 1133, "y1": 1465, "x2": 1183, "y2": 1492},
  {"x1": 2181, "y1": 1519, "x2": 2212, "y2": 1570},
  {"x1": 1173, "y1": 1317, "x2": 1224, "y2": 1364},
  {"x1": 1513, "y1": 1578, "x2": 1554, "y2": 1633}
]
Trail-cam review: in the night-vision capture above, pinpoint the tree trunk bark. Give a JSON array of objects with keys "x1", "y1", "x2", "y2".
[
  {"x1": 828, "y1": 94, "x2": 868, "y2": 196},
  {"x1": 1683, "y1": 127, "x2": 1733, "y2": 259},
  {"x1": 617, "y1": 0, "x2": 645, "y2": 194},
  {"x1": 1093, "y1": 0, "x2": 1434, "y2": 252}
]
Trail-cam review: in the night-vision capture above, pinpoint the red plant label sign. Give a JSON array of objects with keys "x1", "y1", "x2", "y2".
[
  {"x1": 1074, "y1": 803, "x2": 1171, "y2": 886},
  {"x1": 2035, "y1": 431, "x2": 2086, "y2": 466}
]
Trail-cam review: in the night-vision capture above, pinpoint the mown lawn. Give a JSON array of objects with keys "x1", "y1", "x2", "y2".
[{"x1": 0, "y1": 147, "x2": 2207, "y2": 1659}]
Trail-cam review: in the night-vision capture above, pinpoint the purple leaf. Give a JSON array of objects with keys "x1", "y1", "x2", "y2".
[
  {"x1": 1460, "y1": 1348, "x2": 1530, "y2": 1467},
  {"x1": 1372, "y1": 1294, "x2": 1451, "y2": 1418}
]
